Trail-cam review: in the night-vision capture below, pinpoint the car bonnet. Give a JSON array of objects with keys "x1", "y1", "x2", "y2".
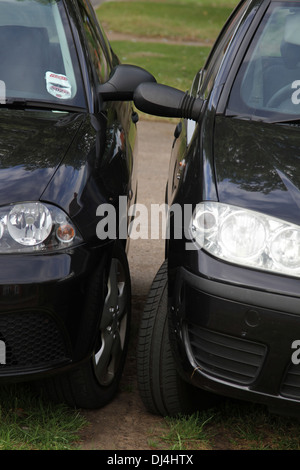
[
  {"x1": 0, "y1": 108, "x2": 84, "y2": 205},
  {"x1": 214, "y1": 115, "x2": 300, "y2": 227}
]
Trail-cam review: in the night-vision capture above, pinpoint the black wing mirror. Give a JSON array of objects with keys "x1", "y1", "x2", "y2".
[
  {"x1": 99, "y1": 64, "x2": 203, "y2": 122},
  {"x1": 98, "y1": 64, "x2": 157, "y2": 101},
  {"x1": 133, "y1": 82, "x2": 203, "y2": 122}
]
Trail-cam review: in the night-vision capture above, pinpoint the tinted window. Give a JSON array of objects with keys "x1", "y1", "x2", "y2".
[
  {"x1": 0, "y1": 0, "x2": 86, "y2": 108},
  {"x1": 228, "y1": 2, "x2": 300, "y2": 120},
  {"x1": 77, "y1": 0, "x2": 111, "y2": 85}
]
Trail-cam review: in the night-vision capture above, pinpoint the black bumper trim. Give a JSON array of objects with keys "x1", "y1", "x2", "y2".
[{"x1": 181, "y1": 267, "x2": 300, "y2": 316}]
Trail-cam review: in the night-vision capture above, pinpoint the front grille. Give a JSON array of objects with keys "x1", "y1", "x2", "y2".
[
  {"x1": 187, "y1": 324, "x2": 267, "y2": 385},
  {"x1": 0, "y1": 310, "x2": 71, "y2": 371},
  {"x1": 281, "y1": 364, "x2": 300, "y2": 400}
]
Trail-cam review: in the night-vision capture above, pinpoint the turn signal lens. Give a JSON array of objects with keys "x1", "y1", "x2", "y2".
[{"x1": 56, "y1": 224, "x2": 75, "y2": 243}]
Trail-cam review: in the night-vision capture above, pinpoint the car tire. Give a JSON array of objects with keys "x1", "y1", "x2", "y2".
[
  {"x1": 137, "y1": 260, "x2": 213, "y2": 417},
  {"x1": 40, "y1": 241, "x2": 131, "y2": 409}
]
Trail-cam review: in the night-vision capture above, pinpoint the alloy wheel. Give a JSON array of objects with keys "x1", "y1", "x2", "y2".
[{"x1": 94, "y1": 257, "x2": 128, "y2": 386}]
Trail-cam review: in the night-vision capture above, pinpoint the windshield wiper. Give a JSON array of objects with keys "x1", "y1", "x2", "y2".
[
  {"x1": 0, "y1": 97, "x2": 84, "y2": 113},
  {"x1": 1, "y1": 98, "x2": 46, "y2": 110},
  {"x1": 226, "y1": 111, "x2": 265, "y2": 122},
  {"x1": 267, "y1": 117, "x2": 300, "y2": 125},
  {"x1": 227, "y1": 109, "x2": 300, "y2": 125}
]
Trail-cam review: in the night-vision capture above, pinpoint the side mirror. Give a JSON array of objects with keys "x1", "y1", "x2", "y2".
[
  {"x1": 98, "y1": 64, "x2": 156, "y2": 101},
  {"x1": 133, "y1": 82, "x2": 203, "y2": 122}
]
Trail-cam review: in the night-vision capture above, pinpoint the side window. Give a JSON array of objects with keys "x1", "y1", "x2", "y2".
[
  {"x1": 200, "y1": 0, "x2": 250, "y2": 98},
  {"x1": 77, "y1": 0, "x2": 111, "y2": 84},
  {"x1": 228, "y1": 4, "x2": 300, "y2": 119}
]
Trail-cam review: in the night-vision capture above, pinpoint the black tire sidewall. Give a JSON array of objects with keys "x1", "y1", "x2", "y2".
[{"x1": 137, "y1": 261, "x2": 196, "y2": 416}]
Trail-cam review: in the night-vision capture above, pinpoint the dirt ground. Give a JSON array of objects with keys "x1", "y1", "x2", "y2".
[
  {"x1": 80, "y1": 0, "x2": 190, "y2": 452},
  {"x1": 78, "y1": 119, "x2": 177, "y2": 450}
]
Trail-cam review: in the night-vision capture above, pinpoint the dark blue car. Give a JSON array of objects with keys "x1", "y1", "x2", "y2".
[{"x1": 135, "y1": 0, "x2": 300, "y2": 418}]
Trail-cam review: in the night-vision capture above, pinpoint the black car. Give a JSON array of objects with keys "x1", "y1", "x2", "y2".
[
  {"x1": 134, "y1": 0, "x2": 300, "y2": 417},
  {"x1": 0, "y1": 0, "x2": 157, "y2": 409}
]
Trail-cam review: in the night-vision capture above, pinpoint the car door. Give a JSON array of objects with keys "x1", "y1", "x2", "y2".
[{"x1": 75, "y1": 0, "x2": 138, "y2": 238}]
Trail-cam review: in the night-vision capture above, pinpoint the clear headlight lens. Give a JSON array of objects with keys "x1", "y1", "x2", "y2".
[
  {"x1": 190, "y1": 202, "x2": 300, "y2": 278},
  {"x1": 0, "y1": 202, "x2": 81, "y2": 253},
  {"x1": 8, "y1": 203, "x2": 52, "y2": 246}
]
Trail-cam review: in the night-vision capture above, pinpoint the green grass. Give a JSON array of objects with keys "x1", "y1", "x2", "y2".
[
  {"x1": 151, "y1": 401, "x2": 300, "y2": 450},
  {"x1": 0, "y1": 384, "x2": 86, "y2": 450},
  {"x1": 97, "y1": 1, "x2": 239, "y2": 43},
  {"x1": 98, "y1": 0, "x2": 240, "y2": 91},
  {"x1": 111, "y1": 40, "x2": 210, "y2": 90},
  {"x1": 159, "y1": 412, "x2": 214, "y2": 450}
]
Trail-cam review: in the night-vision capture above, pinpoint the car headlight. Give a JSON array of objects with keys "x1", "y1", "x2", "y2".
[
  {"x1": 0, "y1": 202, "x2": 82, "y2": 253},
  {"x1": 190, "y1": 202, "x2": 300, "y2": 278}
]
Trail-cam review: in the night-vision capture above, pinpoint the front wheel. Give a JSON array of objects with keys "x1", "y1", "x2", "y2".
[
  {"x1": 40, "y1": 242, "x2": 131, "y2": 409},
  {"x1": 137, "y1": 260, "x2": 209, "y2": 417}
]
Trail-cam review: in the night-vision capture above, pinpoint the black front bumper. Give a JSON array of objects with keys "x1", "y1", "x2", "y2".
[
  {"x1": 0, "y1": 242, "x2": 112, "y2": 382},
  {"x1": 169, "y1": 255, "x2": 300, "y2": 416}
]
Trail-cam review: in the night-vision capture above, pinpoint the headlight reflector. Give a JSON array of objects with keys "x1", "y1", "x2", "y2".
[
  {"x1": 270, "y1": 228, "x2": 300, "y2": 269},
  {"x1": 190, "y1": 202, "x2": 300, "y2": 277},
  {"x1": 219, "y1": 211, "x2": 266, "y2": 261}
]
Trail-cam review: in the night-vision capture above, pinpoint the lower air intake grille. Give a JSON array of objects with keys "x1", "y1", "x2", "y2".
[
  {"x1": 281, "y1": 364, "x2": 300, "y2": 400},
  {"x1": 0, "y1": 311, "x2": 71, "y2": 371},
  {"x1": 187, "y1": 325, "x2": 267, "y2": 385}
]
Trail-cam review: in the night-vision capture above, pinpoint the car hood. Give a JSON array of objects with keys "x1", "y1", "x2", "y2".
[
  {"x1": 0, "y1": 108, "x2": 84, "y2": 205},
  {"x1": 214, "y1": 116, "x2": 300, "y2": 226}
]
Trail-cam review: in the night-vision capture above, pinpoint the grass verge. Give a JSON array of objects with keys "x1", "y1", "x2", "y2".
[
  {"x1": 111, "y1": 40, "x2": 210, "y2": 90},
  {"x1": 97, "y1": 0, "x2": 240, "y2": 90},
  {"x1": 0, "y1": 384, "x2": 86, "y2": 450},
  {"x1": 151, "y1": 401, "x2": 300, "y2": 450},
  {"x1": 97, "y1": 1, "x2": 240, "y2": 42}
]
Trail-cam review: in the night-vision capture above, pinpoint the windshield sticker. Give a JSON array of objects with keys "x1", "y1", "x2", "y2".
[{"x1": 45, "y1": 72, "x2": 72, "y2": 100}]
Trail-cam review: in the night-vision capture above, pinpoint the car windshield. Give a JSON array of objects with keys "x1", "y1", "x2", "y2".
[
  {"x1": 227, "y1": 2, "x2": 300, "y2": 122},
  {"x1": 0, "y1": 0, "x2": 86, "y2": 109}
]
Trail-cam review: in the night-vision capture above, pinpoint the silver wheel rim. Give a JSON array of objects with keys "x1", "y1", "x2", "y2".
[{"x1": 94, "y1": 258, "x2": 128, "y2": 386}]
